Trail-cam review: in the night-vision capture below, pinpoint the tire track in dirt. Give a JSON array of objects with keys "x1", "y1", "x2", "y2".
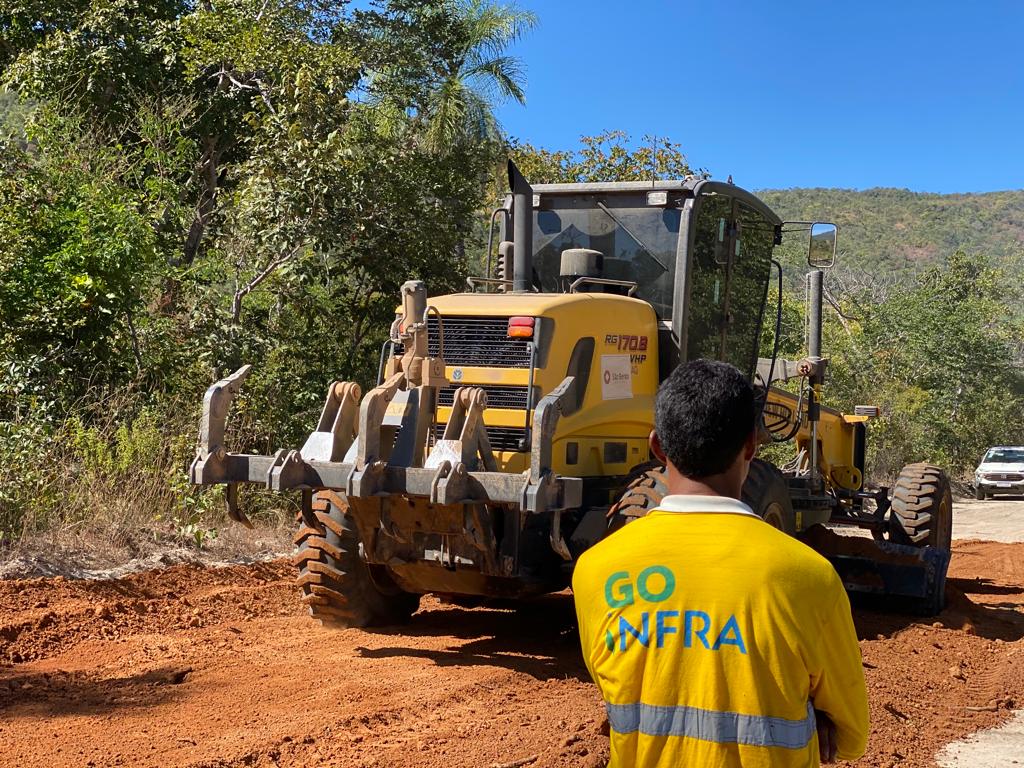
[{"x1": 0, "y1": 541, "x2": 1022, "y2": 767}]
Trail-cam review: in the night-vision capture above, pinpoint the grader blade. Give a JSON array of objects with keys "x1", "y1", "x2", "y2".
[{"x1": 802, "y1": 527, "x2": 951, "y2": 615}]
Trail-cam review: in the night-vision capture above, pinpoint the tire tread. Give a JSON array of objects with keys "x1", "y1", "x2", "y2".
[
  {"x1": 294, "y1": 493, "x2": 420, "y2": 628},
  {"x1": 888, "y1": 463, "x2": 952, "y2": 550}
]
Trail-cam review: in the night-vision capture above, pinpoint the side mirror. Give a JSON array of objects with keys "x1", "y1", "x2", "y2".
[{"x1": 808, "y1": 222, "x2": 837, "y2": 268}]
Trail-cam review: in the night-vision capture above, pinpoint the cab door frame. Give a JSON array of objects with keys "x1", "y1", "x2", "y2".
[{"x1": 672, "y1": 181, "x2": 782, "y2": 377}]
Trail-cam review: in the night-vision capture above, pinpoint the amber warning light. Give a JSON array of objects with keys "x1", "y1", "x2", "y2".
[{"x1": 507, "y1": 316, "x2": 535, "y2": 339}]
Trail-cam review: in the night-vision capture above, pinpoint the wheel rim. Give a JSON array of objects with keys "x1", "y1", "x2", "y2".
[{"x1": 762, "y1": 501, "x2": 785, "y2": 530}]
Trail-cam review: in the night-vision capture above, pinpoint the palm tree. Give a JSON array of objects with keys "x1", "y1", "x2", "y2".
[{"x1": 422, "y1": 0, "x2": 536, "y2": 151}]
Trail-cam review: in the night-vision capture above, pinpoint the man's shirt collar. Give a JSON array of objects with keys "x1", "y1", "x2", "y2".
[{"x1": 656, "y1": 494, "x2": 758, "y2": 517}]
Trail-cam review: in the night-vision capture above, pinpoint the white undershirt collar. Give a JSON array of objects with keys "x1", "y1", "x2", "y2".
[{"x1": 656, "y1": 494, "x2": 758, "y2": 517}]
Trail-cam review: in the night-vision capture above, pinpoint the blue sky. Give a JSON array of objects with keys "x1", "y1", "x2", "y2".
[{"x1": 493, "y1": 1, "x2": 1024, "y2": 193}]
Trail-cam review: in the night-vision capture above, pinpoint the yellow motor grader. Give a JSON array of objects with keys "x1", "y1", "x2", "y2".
[{"x1": 190, "y1": 162, "x2": 952, "y2": 625}]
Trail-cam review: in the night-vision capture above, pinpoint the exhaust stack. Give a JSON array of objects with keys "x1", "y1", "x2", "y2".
[{"x1": 508, "y1": 160, "x2": 533, "y2": 293}]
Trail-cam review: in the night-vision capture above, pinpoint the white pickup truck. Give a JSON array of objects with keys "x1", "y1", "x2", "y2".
[{"x1": 974, "y1": 446, "x2": 1024, "y2": 499}]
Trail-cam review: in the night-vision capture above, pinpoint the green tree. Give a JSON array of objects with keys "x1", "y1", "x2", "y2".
[
  {"x1": 823, "y1": 252, "x2": 1024, "y2": 479},
  {"x1": 0, "y1": 115, "x2": 158, "y2": 415},
  {"x1": 0, "y1": 0, "x2": 529, "y2": 432},
  {"x1": 1, "y1": 0, "x2": 185, "y2": 121},
  {"x1": 418, "y1": 0, "x2": 535, "y2": 149},
  {"x1": 0, "y1": 0, "x2": 533, "y2": 541},
  {"x1": 509, "y1": 130, "x2": 696, "y2": 185},
  {"x1": 1, "y1": 0, "x2": 505, "y2": 269},
  {"x1": 0, "y1": 87, "x2": 31, "y2": 143}
]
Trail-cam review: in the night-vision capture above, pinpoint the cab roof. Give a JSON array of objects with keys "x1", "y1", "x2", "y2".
[{"x1": 527, "y1": 179, "x2": 782, "y2": 227}]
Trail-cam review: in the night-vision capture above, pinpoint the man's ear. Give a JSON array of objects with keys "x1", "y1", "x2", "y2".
[
  {"x1": 649, "y1": 431, "x2": 667, "y2": 463},
  {"x1": 743, "y1": 429, "x2": 758, "y2": 461}
]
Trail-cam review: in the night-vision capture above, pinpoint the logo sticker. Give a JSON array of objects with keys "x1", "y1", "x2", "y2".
[
  {"x1": 601, "y1": 355, "x2": 633, "y2": 400},
  {"x1": 452, "y1": 368, "x2": 463, "y2": 382}
]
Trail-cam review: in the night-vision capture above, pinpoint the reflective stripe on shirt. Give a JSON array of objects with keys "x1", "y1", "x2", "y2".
[{"x1": 605, "y1": 700, "x2": 816, "y2": 750}]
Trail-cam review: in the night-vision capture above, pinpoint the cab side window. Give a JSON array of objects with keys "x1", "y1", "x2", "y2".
[
  {"x1": 685, "y1": 192, "x2": 732, "y2": 362},
  {"x1": 726, "y1": 202, "x2": 774, "y2": 374},
  {"x1": 685, "y1": 193, "x2": 773, "y2": 376}
]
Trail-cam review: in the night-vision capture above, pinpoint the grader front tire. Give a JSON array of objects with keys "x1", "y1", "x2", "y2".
[
  {"x1": 294, "y1": 491, "x2": 420, "y2": 628},
  {"x1": 890, "y1": 463, "x2": 953, "y2": 550},
  {"x1": 742, "y1": 459, "x2": 797, "y2": 535}
]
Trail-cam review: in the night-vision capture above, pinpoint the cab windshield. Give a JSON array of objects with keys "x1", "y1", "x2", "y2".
[
  {"x1": 531, "y1": 193, "x2": 682, "y2": 318},
  {"x1": 983, "y1": 448, "x2": 1024, "y2": 463}
]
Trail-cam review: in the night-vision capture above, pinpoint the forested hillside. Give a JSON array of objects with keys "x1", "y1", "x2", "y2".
[{"x1": 758, "y1": 187, "x2": 1024, "y2": 276}]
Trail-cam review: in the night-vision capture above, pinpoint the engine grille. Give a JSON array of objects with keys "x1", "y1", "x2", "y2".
[
  {"x1": 984, "y1": 472, "x2": 1023, "y2": 481},
  {"x1": 396, "y1": 316, "x2": 531, "y2": 368},
  {"x1": 438, "y1": 384, "x2": 535, "y2": 410},
  {"x1": 434, "y1": 424, "x2": 528, "y2": 452}
]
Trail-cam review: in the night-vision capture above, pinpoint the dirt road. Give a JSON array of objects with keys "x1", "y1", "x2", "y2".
[
  {"x1": 953, "y1": 496, "x2": 1024, "y2": 543},
  {"x1": 1, "y1": 537, "x2": 1023, "y2": 767}
]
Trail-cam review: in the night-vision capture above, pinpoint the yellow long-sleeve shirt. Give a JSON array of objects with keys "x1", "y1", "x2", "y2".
[{"x1": 572, "y1": 494, "x2": 869, "y2": 768}]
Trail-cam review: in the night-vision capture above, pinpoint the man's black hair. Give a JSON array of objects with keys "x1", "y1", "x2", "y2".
[{"x1": 654, "y1": 359, "x2": 758, "y2": 478}]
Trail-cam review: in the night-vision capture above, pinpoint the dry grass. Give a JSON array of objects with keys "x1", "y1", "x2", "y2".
[{"x1": 0, "y1": 387, "x2": 297, "y2": 565}]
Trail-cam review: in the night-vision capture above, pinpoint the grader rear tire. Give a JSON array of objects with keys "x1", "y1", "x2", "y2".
[
  {"x1": 606, "y1": 459, "x2": 795, "y2": 534},
  {"x1": 294, "y1": 491, "x2": 420, "y2": 628},
  {"x1": 889, "y1": 463, "x2": 953, "y2": 550}
]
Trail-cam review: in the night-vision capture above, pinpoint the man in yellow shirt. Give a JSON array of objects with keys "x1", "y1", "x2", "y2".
[{"x1": 572, "y1": 359, "x2": 869, "y2": 767}]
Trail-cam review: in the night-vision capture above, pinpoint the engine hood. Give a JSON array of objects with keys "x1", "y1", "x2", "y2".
[{"x1": 977, "y1": 462, "x2": 1024, "y2": 473}]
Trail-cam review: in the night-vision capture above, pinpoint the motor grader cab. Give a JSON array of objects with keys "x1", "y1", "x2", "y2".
[{"x1": 191, "y1": 161, "x2": 952, "y2": 626}]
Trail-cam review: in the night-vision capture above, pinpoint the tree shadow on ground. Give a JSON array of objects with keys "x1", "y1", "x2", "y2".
[
  {"x1": 355, "y1": 592, "x2": 590, "y2": 682},
  {"x1": 0, "y1": 664, "x2": 191, "y2": 718}
]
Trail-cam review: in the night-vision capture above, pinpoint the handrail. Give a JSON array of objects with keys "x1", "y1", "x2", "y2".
[
  {"x1": 424, "y1": 305, "x2": 445, "y2": 360},
  {"x1": 466, "y1": 276, "x2": 513, "y2": 292},
  {"x1": 484, "y1": 207, "x2": 507, "y2": 281},
  {"x1": 568, "y1": 276, "x2": 639, "y2": 296}
]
